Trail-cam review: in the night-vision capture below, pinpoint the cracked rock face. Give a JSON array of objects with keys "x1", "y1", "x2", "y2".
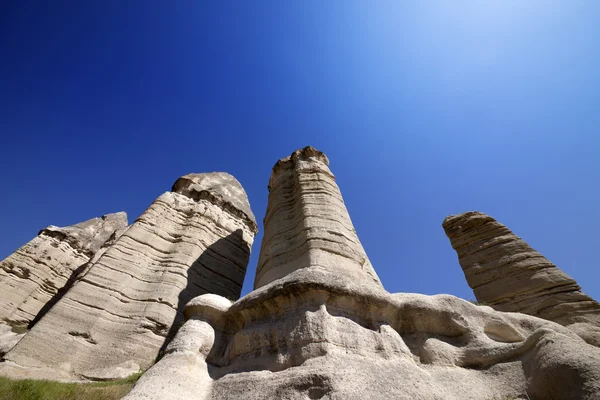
[
  {"x1": 125, "y1": 148, "x2": 600, "y2": 400},
  {"x1": 443, "y1": 211, "x2": 600, "y2": 347},
  {"x1": 255, "y1": 146, "x2": 381, "y2": 289},
  {"x1": 0, "y1": 212, "x2": 128, "y2": 356},
  {"x1": 1, "y1": 173, "x2": 256, "y2": 381}
]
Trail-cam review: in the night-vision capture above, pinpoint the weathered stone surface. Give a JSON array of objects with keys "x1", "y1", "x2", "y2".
[
  {"x1": 127, "y1": 268, "x2": 600, "y2": 400},
  {"x1": 0, "y1": 212, "x2": 128, "y2": 356},
  {"x1": 1, "y1": 173, "x2": 256, "y2": 381},
  {"x1": 127, "y1": 149, "x2": 600, "y2": 400},
  {"x1": 255, "y1": 146, "x2": 380, "y2": 289},
  {"x1": 443, "y1": 211, "x2": 600, "y2": 347},
  {"x1": 124, "y1": 295, "x2": 228, "y2": 400}
]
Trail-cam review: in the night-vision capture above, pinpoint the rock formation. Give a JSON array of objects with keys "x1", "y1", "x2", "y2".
[
  {"x1": 0, "y1": 212, "x2": 128, "y2": 356},
  {"x1": 255, "y1": 146, "x2": 380, "y2": 289},
  {"x1": 126, "y1": 148, "x2": 600, "y2": 400},
  {"x1": 0, "y1": 173, "x2": 257, "y2": 381},
  {"x1": 443, "y1": 211, "x2": 600, "y2": 347}
]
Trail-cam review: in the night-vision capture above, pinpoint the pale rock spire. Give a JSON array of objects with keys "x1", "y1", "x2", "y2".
[{"x1": 255, "y1": 146, "x2": 381, "y2": 289}]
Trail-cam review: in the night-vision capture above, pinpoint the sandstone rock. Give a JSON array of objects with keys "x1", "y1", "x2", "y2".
[
  {"x1": 255, "y1": 146, "x2": 380, "y2": 289},
  {"x1": 0, "y1": 212, "x2": 128, "y2": 356},
  {"x1": 0, "y1": 325, "x2": 23, "y2": 359},
  {"x1": 128, "y1": 263, "x2": 600, "y2": 399},
  {"x1": 1, "y1": 173, "x2": 256, "y2": 380},
  {"x1": 127, "y1": 148, "x2": 600, "y2": 400},
  {"x1": 443, "y1": 211, "x2": 600, "y2": 347},
  {"x1": 124, "y1": 296, "x2": 227, "y2": 400}
]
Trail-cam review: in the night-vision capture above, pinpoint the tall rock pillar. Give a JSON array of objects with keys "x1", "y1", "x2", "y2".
[
  {"x1": 255, "y1": 146, "x2": 381, "y2": 289},
  {"x1": 0, "y1": 212, "x2": 128, "y2": 356},
  {"x1": 126, "y1": 149, "x2": 600, "y2": 400},
  {"x1": 1, "y1": 173, "x2": 257, "y2": 380},
  {"x1": 443, "y1": 211, "x2": 600, "y2": 346}
]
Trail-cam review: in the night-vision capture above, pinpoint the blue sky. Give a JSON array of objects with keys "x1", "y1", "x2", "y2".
[{"x1": 1, "y1": 1, "x2": 599, "y2": 300}]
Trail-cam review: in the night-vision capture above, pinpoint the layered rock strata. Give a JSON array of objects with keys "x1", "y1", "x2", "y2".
[
  {"x1": 0, "y1": 212, "x2": 128, "y2": 356},
  {"x1": 127, "y1": 148, "x2": 600, "y2": 400},
  {"x1": 443, "y1": 211, "x2": 600, "y2": 347},
  {"x1": 1, "y1": 173, "x2": 256, "y2": 380},
  {"x1": 255, "y1": 146, "x2": 380, "y2": 289},
  {"x1": 127, "y1": 270, "x2": 600, "y2": 400}
]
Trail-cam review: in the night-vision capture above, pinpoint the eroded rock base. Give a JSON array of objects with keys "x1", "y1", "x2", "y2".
[{"x1": 126, "y1": 267, "x2": 600, "y2": 400}]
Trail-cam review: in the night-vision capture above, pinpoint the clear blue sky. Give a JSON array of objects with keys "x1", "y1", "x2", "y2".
[{"x1": 1, "y1": 2, "x2": 599, "y2": 300}]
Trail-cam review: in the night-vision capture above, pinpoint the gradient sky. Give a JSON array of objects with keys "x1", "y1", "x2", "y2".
[{"x1": 1, "y1": 1, "x2": 598, "y2": 300}]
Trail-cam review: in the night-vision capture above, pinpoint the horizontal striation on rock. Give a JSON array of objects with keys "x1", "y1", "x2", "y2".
[
  {"x1": 254, "y1": 146, "x2": 381, "y2": 289},
  {"x1": 0, "y1": 212, "x2": 128, "y2": 356},
  {"x1": 124, "y1": 149, "x2": 600, "y2": 400},
  {"x1": 1, "y1": 173, "x2": 256, "y2": 380},
  {"x1": 443, "y1": 211, "x2": 600, "y2": 346},
  {"x1": 126, "y1": 267, "x2": 600, "y2": 400}
]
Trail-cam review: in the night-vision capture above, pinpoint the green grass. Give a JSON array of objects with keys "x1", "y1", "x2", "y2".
[{"x1": 0, "y1": 373, "x2": 142, "y2": 400}]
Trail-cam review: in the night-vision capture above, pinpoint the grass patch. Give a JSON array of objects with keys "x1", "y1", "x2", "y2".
[{"x1": 0, "y1": 373, "x2": 142, "y2": 400}]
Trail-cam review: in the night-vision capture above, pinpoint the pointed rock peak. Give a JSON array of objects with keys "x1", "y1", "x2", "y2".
[
  {"x1": 288, "y1": 145, "x2": 329, "y2": 164},
  {"x1": 442, "y1": 211, "x2": 497, "y2": 233},
  {"x1": 272, "y1": 146, "x2": 329, "y2": 171},
  {"x1": 39, "y1": 212, "x2": 129, "y2": 254},
  {"x1": 100, "y1": 212, "x2": 128, "y2": 225},
  {"x1": 269, "y1": 146, "x2": 332, "y2": 192},
  {"x1": 256, "y1": 147, "x2": 381, "y2": 289},
  {"x1": 171, "y1": 172, "x2": 257, "y2": 233}
]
